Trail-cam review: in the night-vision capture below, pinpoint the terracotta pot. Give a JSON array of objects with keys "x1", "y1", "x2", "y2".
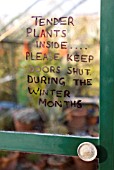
[
  {"x1": 67, "y1": 116, "x2": 87, "y2": 133},
  {"x1": 13, "y1": 108, "x2": 44, "y2": 132},
  {"x1": 64, "y1": 108, "x2": 88, "y2": 134},
  {"x1": 14, "y1": 119, "x2": 35, "y2": 132},
  {"x1": 73, "y1": 156, "x2": 98, "y2": 170}
]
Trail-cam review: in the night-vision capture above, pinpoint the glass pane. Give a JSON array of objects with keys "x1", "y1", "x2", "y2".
[
  {"x1": 0, "y1": 151, "x2": 98, "y2": 170},
  {"x1": 0, "y1": 0, "x2": 100, "y2": 138}
]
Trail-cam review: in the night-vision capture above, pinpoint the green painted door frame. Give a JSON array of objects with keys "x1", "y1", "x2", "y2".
[
  {"x1": 99, "y1": 0, "x2": 114, "y2": 169},
  {"x1": 0, "y1": 0, "x2": 113, "y2": 170},
  {"x1": 0, "y1": 132, "x2": 98, "y2": 156}
]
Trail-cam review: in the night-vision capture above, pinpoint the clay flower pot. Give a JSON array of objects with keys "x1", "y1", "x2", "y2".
[
  {"x1": 14, "y1": 120, "x2": 33, "y2": 132},
  {"x1": 13, "y1": 108, "x2": 40, "y2": 132},
  {"x1": 64, "y1": 108, "x2": 88, "y2": 134}
]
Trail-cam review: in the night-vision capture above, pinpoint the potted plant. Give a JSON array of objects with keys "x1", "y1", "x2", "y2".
[{"x1": 13, "y1": 108, "x2": 44, "y2": 132}]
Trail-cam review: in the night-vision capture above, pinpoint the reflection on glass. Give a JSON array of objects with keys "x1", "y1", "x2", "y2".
[{"x1": 0, "y1": 0, "x2": 100, "y2": 138}]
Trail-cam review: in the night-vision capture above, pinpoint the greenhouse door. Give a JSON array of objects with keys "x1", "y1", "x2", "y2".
[{"x1": 0, "y1": 0, "x2": 114, "y2": 170}]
